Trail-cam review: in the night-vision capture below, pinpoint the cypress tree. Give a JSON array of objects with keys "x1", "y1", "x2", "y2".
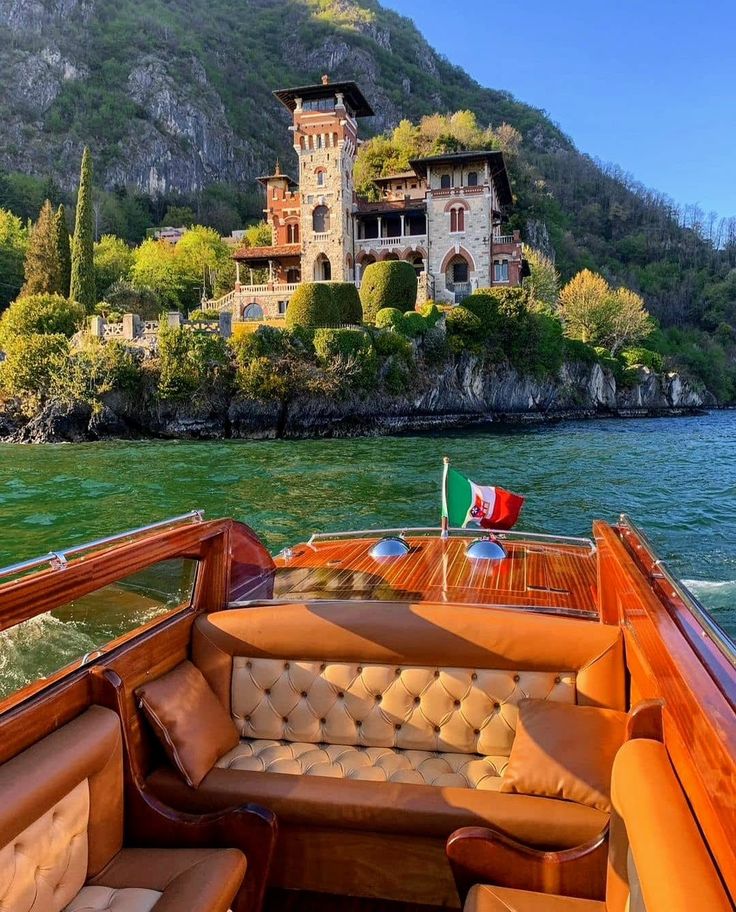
[
  {"x1": 55, "y1": 204, "x2": 72, "y2": 298},
  {"x1": 21, "y1": 199, "x2": 61, "y2": 296},
  {"x1": 70, "y1": 146, "x2": 96, "y2": 310}
]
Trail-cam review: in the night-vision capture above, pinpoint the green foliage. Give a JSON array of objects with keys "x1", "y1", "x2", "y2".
[
  {"x1": 649, "y1": 327, "x2": 736, "y2": 403},
  {"x1": 461, "y1": 292, "x2": 503, "y2": 336},
  {"x1": 522, "y1": 246, "x2": 560, "y2": 313},
  {"x1": 131, "y1": 239, "x2": 186, "y2": 307},
  {"x1": 55, "y1": 205, "x2": 71, "y2": 298},
  {"x1": 94, "y1": 235, "x2": 134, "y2": 295},
  {"x1": 621, "y1": 347, "x2": 665, "y2": 373},
  {"x1": 0, "y1": 333, "x2": 68, "y2": 403},
  {"x1": 383, "y1": 357, "x2": 412, "y2": 395},
  {"x1": 563, "y1": 337, "x2": 599, "y2": 365},
  {"x1": 285, "y1": 282, "x2": 339, "y2": 329},
  {"x1": 372, "y1": 328, "x2": 413, "y2": 361},
  {"x1": 70, "y1": 148, "x2": 96, "y2": 310},
  {"x1": 102, "y1": 280, "x2": 162, "y2": 320},
  {"x1": 188, "y1": 309, "x2": 219, "y2": 323},
  {"x1": 375, "y1": 307, "x2": 403, "y2": 329},
  {"x1": 52, "y1": 338, "x2": 141, "y2": 404},
  {"x1": 329, "y1": 282, "x2": 363, "y2": 324},
  {"x1": 420, "y1": 324, "x2": 451, "y2": 365},
  {"x1": 162, "y1": 205, "x2": 195, "y2": 227},
  {"x1": 22, "y1": 200, "x2": 62, "y2": 296},
  {"x1": 232, "y1": 327, "x2": 323, "y2": 403},
  {"x1": 398, "y1": 311, "x2": 428, "y2": 338},
  {"x1": 359, "y1": 261, "x2": 418, "y2": 321},
  {"x1": 243, "y1": 220, "x2": 273, "y2": 247},
  {"x1": 445, "y1": 306, "x2": 483, "y2": 354},
  {"x1": 530, "y1": 312, "x2": 565, "y2": 376},
  {"x1": 0, "y1": 294, "x2": 85, "y2": 346},
  {"x1": 313, "y1": 327, "x2": 377, "y2": 389},
  {"x1": 175, "y1": 225, "x2": 232, "y2": 302},
  {"x1": 0, "y1": 208, "x2": 28, "y2": 309},
  {"x1": 418, "y1": 303, "x2": 442, "y2": 326},
  {"x1": 156, "y1": 322, "x2": 233, "y2": 401}
]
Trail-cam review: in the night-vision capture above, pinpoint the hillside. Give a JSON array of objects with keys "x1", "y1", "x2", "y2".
[{"x1": 1, "y1": 0, "x2": 735, "y2": 388}]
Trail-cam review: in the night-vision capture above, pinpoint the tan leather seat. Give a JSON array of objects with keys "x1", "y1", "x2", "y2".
[
  {"x1": 0, "y1": 706, "x2": 245, "y2": 912},
  {"x1": 462, "y1": 739, "x2": 732, "y2": 912}
]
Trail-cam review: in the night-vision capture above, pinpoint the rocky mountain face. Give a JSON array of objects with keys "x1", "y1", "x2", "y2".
[
  {"x1": 0, "y1": 0, "x2": 566, "y2": 195},
  {"x1": 1, "y1": 359, "x2": 707, "y2": 444}
]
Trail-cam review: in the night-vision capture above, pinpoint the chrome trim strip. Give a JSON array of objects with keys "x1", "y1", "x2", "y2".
[
  {"x1": 307, "y1": 526, "x2": 595, "y2": 551},
  {"x1": 0, "y1": 510, "x2": 205, "y2": 582},
  {"x1": 619, "y1": 513, "x2": 736, "y2": 668}
]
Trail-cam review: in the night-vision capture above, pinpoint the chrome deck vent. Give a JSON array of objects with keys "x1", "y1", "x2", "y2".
[
  {"x1": 369, "y1": 536, "x2": 410, "y2": 559},
  {"x1": 465, "y1": 536, "x2": 507, "y2": 561}
]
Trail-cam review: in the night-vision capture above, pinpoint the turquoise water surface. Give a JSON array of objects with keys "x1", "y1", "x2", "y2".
[{"x1": 1, "y1": 411, "x2": 734, "y2": 636}]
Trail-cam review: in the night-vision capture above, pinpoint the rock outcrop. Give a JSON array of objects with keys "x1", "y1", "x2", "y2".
[{"x1": 1, "y1": 359, "x2": 706, "y2": 444}]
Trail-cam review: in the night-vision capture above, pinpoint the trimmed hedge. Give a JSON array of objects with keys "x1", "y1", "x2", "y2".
[
  {"x1": 359, "y1": 261, "x2": 418, "y2": 321},
  {"x1": 445, "y1": 306, "x2": 482, "y2": 354},
  {"x1": 313, "y1": 327, "x2": 371, "y2": 361},
  {"x1": 398, "y1": 311, "x2": 428, "y2": 338},
  {"x1": 285, "y1": 282, "x2": 339, "y2": 329},
  {"x1": 418, "y1": 302, "x2": 442, "y2": 327},
  {"x1": 329, "y1": 282, "x2": 363, "y2": 324},
  {"x1": 375, "y1": 307, "x2": 403, "y2": 329}
]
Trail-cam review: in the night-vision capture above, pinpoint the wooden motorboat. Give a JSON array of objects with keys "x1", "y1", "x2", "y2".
[{"x1": 0, "y1": 510, "x2": 733, "y2": 912}]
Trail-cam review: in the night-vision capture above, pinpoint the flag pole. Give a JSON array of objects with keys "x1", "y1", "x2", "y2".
[{"x1": 441, "y1": 456, "x2": 450, "y2": 539}]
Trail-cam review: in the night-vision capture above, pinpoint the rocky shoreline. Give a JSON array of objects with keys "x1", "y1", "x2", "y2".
[{"x1": 0, "y1": 357, "x2": 712, "y2": 444}]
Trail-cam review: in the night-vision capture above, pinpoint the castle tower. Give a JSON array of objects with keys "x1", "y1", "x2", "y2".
[{"x1": 274, "y1": 76, "x2": 374, "y2": 283}]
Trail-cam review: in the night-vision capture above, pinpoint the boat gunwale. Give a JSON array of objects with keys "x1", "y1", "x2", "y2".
[{"x1": 304, "y1": 526, "x2": 596, "y2": 551}]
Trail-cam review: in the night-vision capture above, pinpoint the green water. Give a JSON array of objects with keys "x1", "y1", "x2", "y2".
[{"x1": 1, "y1": 412, "x2": 735, "y2": 637}]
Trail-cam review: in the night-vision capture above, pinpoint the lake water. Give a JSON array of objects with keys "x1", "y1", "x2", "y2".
[{"x1": 1, "y1": 411, "x2": 735, "y2": 638}]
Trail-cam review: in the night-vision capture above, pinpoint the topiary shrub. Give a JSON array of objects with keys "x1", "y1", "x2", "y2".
[
  {"x1": 375, "y1": 307, "x2": 403, "y2": 329},
  {"x1": 0, "y1": 294, "x2": 85, "y2": 346},
  {"x1": 418, "y1": 303, "x2": 442, "y2": 327},
  {"x1": 329, "y1": 282, "x2": 363, "y2": 324},
  {"x1": 461, "y1": 292, "x2": 502, "y2": 336},
  {"x1": 359, "y1": 261, "x2": 418, "y2": 322},
  {"x1": 445, "y1": 306, "x2": 483, "y2": 354},
  {"x1": 285, "y1": 282, "x2": 339, "y2": 329},
  {"x1": 622, "y1": 347, "x2": 664, "y2": 373},
  {"x1": 372, "y1": 328, "x2": 412, "y2": 361},
  {"x1": 398, "y1": 311, "x2": 428, "y2": 338},
  {"x1": 313, "y1": 328, "x2": 371, "y2": 361}
]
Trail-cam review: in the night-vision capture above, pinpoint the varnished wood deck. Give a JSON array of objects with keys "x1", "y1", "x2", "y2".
[{"x1": 273, "y1": 536, "x2": 598, "y2": 616}]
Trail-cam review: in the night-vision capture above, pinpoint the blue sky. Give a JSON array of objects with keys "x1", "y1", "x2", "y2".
[{"x1": 382, "y1": 0, "x2": 736, "y2": 218}]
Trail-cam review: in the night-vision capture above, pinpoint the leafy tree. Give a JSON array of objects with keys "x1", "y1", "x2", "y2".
[
  {"x1": 522, "y1": 247, "x2": 560, "y2": 313},
  {"x1": 55, "y1": 204, "x2": 71, "y2": 297},
  {"x1": 131, "y1": 239, "x2": 185, "y2": 307},
  {"x1": 0, "y1": 332, "x2": 69, "y2": 405},
  {"x1": 157, "y1": 322, "x2": 233, "y2": 401},
  {"x1": 359, "y1": 261, "x2": 418, "y2": 321},
  {"x1": 52, "y1": 338, "x2": 141, "y2": 405},
  {"x1": 285, "y1": 283, "x2": 339, "y2": 329},
  {"x1": 162, "y1": 205, "x2": 196, "y2": 227},
  {"x1": 0, "y1": 208, "x2": 28, "y2": 309},
  {"x1": 0, "y1": 294, "x2": 85, "y2": 347},
  {"x1": 559, "y1": 269, "x2": 653, "y2": 355},
  {"x1": 102, "y1": 279, "x2": 162, "y2": 320},
  {"x1": 22, "y1": 200, "x2": 62, "y2": 296},
  {"x1": 176, "y1": 225, "x2": 231, "y2": 302},
  {"x1": 243, "y1": 221, "x2": 273, "y2": 247},
  {"x1": 94, "y1": 235, "x2": 134, "y2": 295},
  {"x1": 70, "y1": 147, "x2": 96, "y2": 310}
]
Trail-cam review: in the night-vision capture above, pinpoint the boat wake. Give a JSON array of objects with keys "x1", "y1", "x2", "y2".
[{"x1": 681, "y1": 579, "x2": 736, "y2": 628}]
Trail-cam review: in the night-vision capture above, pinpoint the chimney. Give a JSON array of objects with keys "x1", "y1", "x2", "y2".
[{"x1": 321, "y1": 74, "x2": 330, "y2": 85}]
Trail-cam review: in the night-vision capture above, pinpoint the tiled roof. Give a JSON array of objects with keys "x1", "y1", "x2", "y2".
[{"x1": 233, "y1": 244, "x2": 300, "y2": 261}]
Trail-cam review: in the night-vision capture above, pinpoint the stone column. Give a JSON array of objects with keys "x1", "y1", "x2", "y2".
[
  {"x1": 89, "y1": 316, "x2": 105, "y2": 338},
  {"x1": 235, "y1": 261, "x2": 241, "y2": 289},
  {"x1": 377, "y1": 216, "x2": 383, "y2": 239},
  {"x1": 166, "y1": 312, "x2": 183, "y2": 329},
  {"x1": 122, "y1": 313, "x2": 138, "y2": 340},
  {"x1": 400, "y1": 214, "x2": 406, "y2": 239}
]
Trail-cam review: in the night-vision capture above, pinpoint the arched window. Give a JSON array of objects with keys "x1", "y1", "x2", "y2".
[
  {"x1": 312, "y1": 205, "x2": 330, "y2": 233},
  {"x1": 411, "y1": 255, "x2": 425, "y2": 277},
  {"x1": 316, "y1": 169, "x2": 325, "y2": 187},
  {"x1": 287, "y1": 223, "x2": 299, "y2": 244},
  {"x1": 286, "y1": 268, "x2": 300, "y2": 283},
  {"x1": 450, "y1": 207, "x2": 465, "y2": 233},
  {"x1": 243, "y1": 303, "x2": 264, "y2": 322},
  {"x1": 467, "y1": 171, "x2": 478, "y2": 187},
  {"x1": 314, "y1": 254, "x2": 331, "y2": 281},
  {"x1": 440, "y1": 174, "x2": 451, "y2": 189}
]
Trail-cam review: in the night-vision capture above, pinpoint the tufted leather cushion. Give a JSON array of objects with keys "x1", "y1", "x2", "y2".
[
  {"x1": 500, "y1": 699, "x2": 627, "y2": 811},
  {"x1": 231, "y1": 658, "x2": 575, "y2": 756},
  {"x1": 0, "y1": 779, "x2": 90, "y2": 912},
  {"x1": 136, "y1": 661, "x2": 240, "y2": 788},
  {"x1": 217, "y1": 738, "x2": 508, "y2": 787},
  {"x1": 193, "y1": 602, "x2": 626, "y2": 716},
  {"x1": 63, "y1": 886, "x2": 161, "y2": 912}
]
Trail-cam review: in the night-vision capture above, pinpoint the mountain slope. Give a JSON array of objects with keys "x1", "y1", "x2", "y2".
[{"x1": 1, "y1": 0, "x2": 735, "y2": 340}]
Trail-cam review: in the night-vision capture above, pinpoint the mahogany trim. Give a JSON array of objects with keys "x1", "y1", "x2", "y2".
[{"x1": 446, "y1": 824, "x2": 608, "y2": 901}]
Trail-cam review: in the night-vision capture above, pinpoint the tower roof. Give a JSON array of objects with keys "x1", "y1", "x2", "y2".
[{"x1": 273, "y1": 79, "x2": 374, "y2": 118}]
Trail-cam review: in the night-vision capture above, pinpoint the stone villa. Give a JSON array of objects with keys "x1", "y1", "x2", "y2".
[{"x1": 213, "y1": 76, "x2": 525, "y2": 320}]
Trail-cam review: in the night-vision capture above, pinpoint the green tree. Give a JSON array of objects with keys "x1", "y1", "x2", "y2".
[
  {"x1": 161, "y1": 205, "x2": 196, "y2": 228},
  {"x1": 94, "y1": 235, "x2": 133, "y2": 296},
  {"x1": 522, "y1": 247, "x2": 560, "y2": 313},
  {"x1": 0, "y1": 293, "x2": 85, "y2": 347},
  {"x1": 0, "y1": 333, "x2": 69, "y2": 406},
  {"x1": 0, "y1": 208, "x2": 28, "y2": 309},
  {"x1": 70, "y1": 147, "x2": 97, "y2": 310},
  {"x1": 55, "y1": 204, "x2": 71, "y2": 297},
  {"x1": 359, "y1": 261, "x2": 418, "y2": 321},
  {"x1": 243, "y1": 221, "x2": 272, "y2": 247},
  {"x1": 131, "y1": 239, "x2": 185, "y2": 307},
  {"x1": 22, "y1": 200, "x2": 61, "y2": 296},
  {"x1": 175, "y1": 225, "x2": 231, "y2": 302}
]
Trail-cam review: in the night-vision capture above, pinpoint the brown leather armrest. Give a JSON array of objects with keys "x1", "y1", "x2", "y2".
[
  {"x1": 446, "y1": 823, "x2": 608, "y2": 902},
  {"x1": 94, "y1": 668, "x2": 277, "y2": 912}
]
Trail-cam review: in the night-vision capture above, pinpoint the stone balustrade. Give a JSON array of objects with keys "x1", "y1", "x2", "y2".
[{"x1": 88, "y1": 310, "x2": 233, "y2": 345}]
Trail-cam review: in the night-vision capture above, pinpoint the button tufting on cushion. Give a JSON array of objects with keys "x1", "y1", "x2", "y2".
[
  {"x1": 230, "y1": 658, "x2": 576, "y2": 757},
  {"x1": 216, "y1": 739, "x2": 508, "y2": 788}
]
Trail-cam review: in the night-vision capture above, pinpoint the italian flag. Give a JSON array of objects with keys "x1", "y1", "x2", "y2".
[{"x1": 442, "y1": 464, "x2": 525, "y2": 530}]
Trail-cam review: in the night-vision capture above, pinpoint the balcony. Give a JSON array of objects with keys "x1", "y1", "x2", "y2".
[{"x1": 357, "y1": 233, "x2": 427, "y2": 252}]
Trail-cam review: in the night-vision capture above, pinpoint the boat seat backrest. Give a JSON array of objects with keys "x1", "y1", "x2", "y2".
[
  {"x1": 0, "y1": 706, "x2": 123, "y2": 912},
  {"x1": 193, "y1": 601, "x2": 625, "y2": 756},
  {"x1": 606, "y1": 738, "x2": 732, "y2": 912}
]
